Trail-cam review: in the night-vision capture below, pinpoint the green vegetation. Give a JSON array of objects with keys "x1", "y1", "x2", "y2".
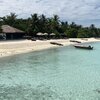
[
  {"x1": 0, "y1": 13, "x2": 100, "y2": 38},
  {"x1": 0, "y1": 27, "x2": 2, "y2": 33},
  {"x1": 0, "y1": 24, "x2": 2, "y2": 33}
]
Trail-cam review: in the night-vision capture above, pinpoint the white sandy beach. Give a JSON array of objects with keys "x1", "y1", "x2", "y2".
[{"x1": 0, "y1": 38, "x2": 100, "y2": 58}]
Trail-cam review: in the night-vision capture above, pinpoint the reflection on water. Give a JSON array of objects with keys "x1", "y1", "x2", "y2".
[{"x1": 0, "y1": 42, "x2": 100, "y2": 100}]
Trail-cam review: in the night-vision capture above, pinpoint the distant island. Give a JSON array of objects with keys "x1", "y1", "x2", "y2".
[{"x1": 0, "y1": 13, "x2": 100, "y2": 39}]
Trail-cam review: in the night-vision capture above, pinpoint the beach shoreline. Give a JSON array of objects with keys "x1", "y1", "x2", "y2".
[{"x1": 0, "y1": 38, "x2": 100, "y2": 58}]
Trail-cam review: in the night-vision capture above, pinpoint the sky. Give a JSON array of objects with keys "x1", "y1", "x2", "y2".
[{"x1": 0, "y1": 0, "x2": 100, "y2": 27}]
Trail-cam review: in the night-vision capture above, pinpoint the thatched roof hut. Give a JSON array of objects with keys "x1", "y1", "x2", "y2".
[
  {"x1": 1, "y1": 25, "x2": 24, "y2": 33},
  {"x1": 1, "y1": 25, "x2": 25, "y2": 40}
]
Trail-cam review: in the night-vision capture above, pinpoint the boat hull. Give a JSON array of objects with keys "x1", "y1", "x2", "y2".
[
  {"x1": 50, "y1": 42, "x2": 63, "y2": 46},
  {"x1": 74, "y1": 45, "x2": 93, "y2": 50}
]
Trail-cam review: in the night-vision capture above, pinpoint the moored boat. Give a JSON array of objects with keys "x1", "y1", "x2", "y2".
[
  {"x1": 70, "y1": 40, "x2": 81, "y2": 43},
  {"x1": 74, "y1": 45, "x2": 93, "y2": 50},
  {"x1": 50, "y1": 42, "x2": 63, "y2": 46}
]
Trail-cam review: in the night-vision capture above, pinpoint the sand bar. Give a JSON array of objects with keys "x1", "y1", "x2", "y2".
[{"x1": 0, "y1": 38, "x2": 100, "y2": 58}]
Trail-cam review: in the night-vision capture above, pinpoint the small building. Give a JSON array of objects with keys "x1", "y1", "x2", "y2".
[{"x1": 1, "y1": 25, "x2": 25, "y2": 40}]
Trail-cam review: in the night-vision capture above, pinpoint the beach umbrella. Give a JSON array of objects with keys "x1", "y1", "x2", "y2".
[
  {"x1": 37, "y1": 32, "x2": 44, "y2": 36},
  {"x1": 50, "y1": 33, "x2": 55, "y2": 36},
  {"x1": 44, "y1": 33, "x2": 48, "y2": 35}
]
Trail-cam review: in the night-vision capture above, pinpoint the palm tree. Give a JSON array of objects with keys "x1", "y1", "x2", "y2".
[
  {"x1": 61, "y1": 21, "x2": 68, "y2": 33},
  {"x1": 89, "y1": 24, "x2": 97, "y2": 37},
  {"x1": 30, "y1": 13, "x2": 40, "y2": 35},
  {"x1": 50, "y1": 15, "x2": 60, "y2": 35},
  {"x1": 1, "y1": 13, "x2": 17, "y2": 26},
  {"x1": 39, "y1": 14, "x2": 47, "y2": 33}
]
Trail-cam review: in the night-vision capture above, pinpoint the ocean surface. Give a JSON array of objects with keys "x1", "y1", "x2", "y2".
[{"x1": 0, "y1": 42, "x2": 100, "y2": 100}]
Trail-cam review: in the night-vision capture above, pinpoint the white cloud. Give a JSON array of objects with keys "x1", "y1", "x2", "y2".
[{"x1": 0, "y1": 0, "x2": 100, "y2": 26}]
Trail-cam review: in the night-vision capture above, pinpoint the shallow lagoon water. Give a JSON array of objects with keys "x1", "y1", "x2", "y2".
[{"x1": 0, "y1": 42, "x2": 100, "y2": 100}]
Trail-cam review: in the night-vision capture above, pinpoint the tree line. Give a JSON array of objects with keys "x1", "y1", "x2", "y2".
[{"x1": 0, "y1": 13, "x2": 100, "y2": 38}]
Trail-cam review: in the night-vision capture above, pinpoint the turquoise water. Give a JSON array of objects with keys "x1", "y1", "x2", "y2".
[{"x1": 0, "y1": 42, "x2": 100, "y2": 100}]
